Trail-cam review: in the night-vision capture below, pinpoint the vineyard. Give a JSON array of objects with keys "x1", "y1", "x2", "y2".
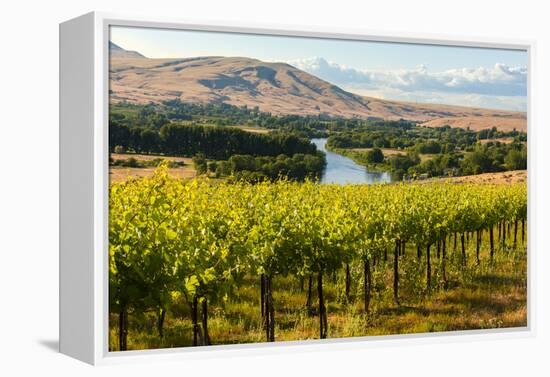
[{"x1": 109, "y1": 167, "x2": 527, "y2": 351}]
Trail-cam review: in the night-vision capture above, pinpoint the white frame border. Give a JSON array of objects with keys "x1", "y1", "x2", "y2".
[{"x1": 63, "y1": 11, "x2": 536, "y2": 365}]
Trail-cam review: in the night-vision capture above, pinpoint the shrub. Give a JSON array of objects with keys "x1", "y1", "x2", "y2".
[
  {"x1": 192, "y1": 153, "x2": 208, "y2": 175},
  {"x1": 366, "y1": 148, "x2": 384, "y2": 163}
]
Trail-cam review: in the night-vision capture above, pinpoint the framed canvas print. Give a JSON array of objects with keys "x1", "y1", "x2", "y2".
[{"x1": 60, "y1": 12, "x2": 533, "y2": 365}]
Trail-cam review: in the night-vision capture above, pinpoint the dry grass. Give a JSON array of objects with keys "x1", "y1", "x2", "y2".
[
  {"x1": 421, "y1": 116, "x2": 526, "y2": 133},
  {"x1": 111, "y1": 153, "x2": 191, "y2": 162},
  {"x1": 479, "y1": 137, "x2": 516, "y2": 145},
  {"x1": 109, "y1": 153, "x2": 196, "y2": 183},
  {"x1": 431, "y1": 170, "x2": 527, "y2": 185},
  {"x1": 231, "y1": 126, "x2": 271, "y2": 134},
  {"x1": 351, "y1": 147, "x2": 406, "y2": 157},
  {"x1": 109, "y1": 167, "x2": 196, "y2": 183}
]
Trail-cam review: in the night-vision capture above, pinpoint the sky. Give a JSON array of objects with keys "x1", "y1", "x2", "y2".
[{"x1": 110, "y1": 26, "x2": 528, "y2": 112}]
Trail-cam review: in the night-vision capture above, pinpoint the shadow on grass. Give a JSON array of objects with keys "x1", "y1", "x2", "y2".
[
  {"x1": 469, "y1": 273, "x2": 525, "y2": 287},
  {"x1": 444, "y1": 291, "x2": 524, "y2": 314},
  {"x1": 377, "y1": 305, "x2": 458, "y2": 317}
]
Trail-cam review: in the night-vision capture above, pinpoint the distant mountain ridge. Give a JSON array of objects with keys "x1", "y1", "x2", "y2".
[
  {"x1": 109, "y1": 43, "x2": 526, "y2": 132},
  {"x1": 109, "y1": 42, "x2": 146, "y2": 59}
]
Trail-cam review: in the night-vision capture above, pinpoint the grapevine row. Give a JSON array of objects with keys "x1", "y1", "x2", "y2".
[{"x1": 109, "y1": 167, "x2": 527, "y2": 349}]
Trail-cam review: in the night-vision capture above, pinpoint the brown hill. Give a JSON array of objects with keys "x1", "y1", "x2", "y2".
[
  {"x1": 109, "y1": 44, "x2": 526, "y2": 132},
  {"x1": 109, "y1": 42, "x2": 146, "y2": 59},
  {"x1": 420, "y1": 115, "x2": 526, "y2": 133}
]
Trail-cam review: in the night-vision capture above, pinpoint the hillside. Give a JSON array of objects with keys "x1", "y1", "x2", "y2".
[
  {"x1": 109, "y1": 42, "x2": 146, "y2": 59},
  {"x1": 109, "y1": 43, "x2": 526, "y2": 132},
  {"x1": 426, "y1": 170, "x2": 527, "y2": 185}
]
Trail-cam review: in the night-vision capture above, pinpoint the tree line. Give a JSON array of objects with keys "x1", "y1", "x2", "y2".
[
  {"x1": 330, "y1": 137, "x2": 527, "y2": 180},
  {"x1": 110, "y1": 122, "x2": 318, "y2": 160},
  {"x1": 327, "y1": 124, "x2": 526, "y2": 152},
  {"x1": 193, "y1": 152, "x2": 326, "y2": 182}
]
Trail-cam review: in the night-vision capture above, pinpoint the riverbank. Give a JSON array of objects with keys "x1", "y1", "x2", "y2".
[
  {"x1": 325, "y1": 145, "x2": 393, "y2": 173},
  {"x1": 311, "y1": 138, "x2": 392, "y2": 184},
  {"x1": 326, "y1": 144, "x2": 527, "y2": 185}
]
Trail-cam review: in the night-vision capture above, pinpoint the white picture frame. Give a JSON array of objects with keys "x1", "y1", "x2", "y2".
[{"x1": 59, "y1": 11, "x2": 536, "y2": 365}]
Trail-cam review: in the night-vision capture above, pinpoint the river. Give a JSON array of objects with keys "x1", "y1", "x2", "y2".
[{"x1": 311, "y1": 138, "x2": 393, "y2": 185}]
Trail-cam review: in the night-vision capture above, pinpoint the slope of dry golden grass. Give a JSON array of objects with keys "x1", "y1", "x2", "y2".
[
  {"x1": 109, "y1": 51, "x2": 526, "y2": 132},
  {"x1": 420, "y1": 115, "x2": 526, "y2": 132},
  {"x1": 431, "y1": 170, "x2": 527, "y2": 185}
]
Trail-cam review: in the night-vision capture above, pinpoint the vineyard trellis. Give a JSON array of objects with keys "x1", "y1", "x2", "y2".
[{"x1": 109, "y1": 167, "x2": 527, "y2": 350}]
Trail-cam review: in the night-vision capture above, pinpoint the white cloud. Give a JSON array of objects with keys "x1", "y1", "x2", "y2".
[
  {"x1": 288, "y1": 57, "x2": 527, "y2": 111},
  {"x1": 350, "y1": 87, "x2": 527, "y2": 112}
]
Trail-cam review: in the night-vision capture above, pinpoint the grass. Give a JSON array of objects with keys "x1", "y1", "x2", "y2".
[
  {"x1": 110, "y1": 153, "x2": 191, "y2": 163},
  {"x1": 429, "y1": 170, "x2": 527, "y2": 185},
  {"x1": 109, "y1": 153, "x2": 196, "y2": 183},
  {"x1": 350, "y1": 147, "x2": 406, "y2": 157},
  {"x1": 231, "y1": 125, "x2": 271, "y2": 134},
  {"x1": 109, "y1": 233, "x2": 527, "y2": 351},
  {"x1": 479, "y1": 137, "x2": 516, "y2": 145}
]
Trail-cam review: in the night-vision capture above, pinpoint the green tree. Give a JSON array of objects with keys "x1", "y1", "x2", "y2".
[
  {"x1": 192, "y1": 153, "x2": 208, "y2": 175},
  {"x1": 505, "y1": 148, "x2": 527, "y2": 170},
  {"x1": 366, "y1": 148, "x2": 385, "y2": 163}
]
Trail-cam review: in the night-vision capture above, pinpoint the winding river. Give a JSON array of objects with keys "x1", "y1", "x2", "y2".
[{"x1": 311, "y1": 138, "x2": 393, "y2": 185}]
